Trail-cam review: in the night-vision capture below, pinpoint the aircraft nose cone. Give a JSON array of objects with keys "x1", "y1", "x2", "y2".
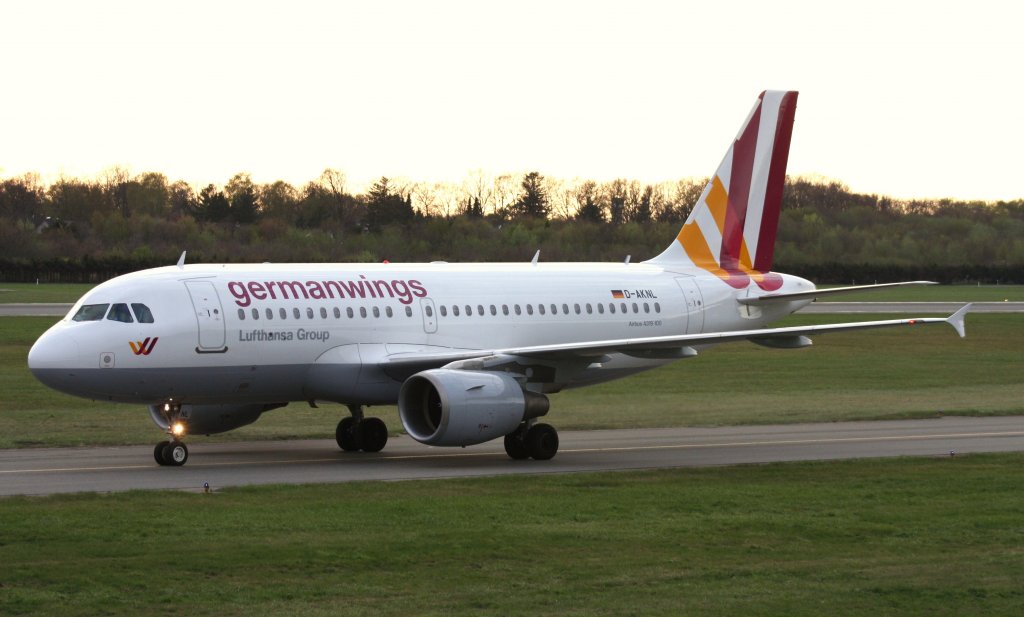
[{"x1": 28, "y1": 329, "x2": 80, "y2": 373}]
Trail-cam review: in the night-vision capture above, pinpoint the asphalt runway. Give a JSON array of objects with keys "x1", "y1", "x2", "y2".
[
  {"x1": 2, "y1": 416, "x2": 1023, "y2": 496},
  {"x1": 2, "y1": 302, "x2": 1023, "y2": 317}
]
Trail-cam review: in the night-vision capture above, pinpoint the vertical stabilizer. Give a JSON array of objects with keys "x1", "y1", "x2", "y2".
[{"x1": 647, "y1": 91, "x2": 798, "y2": 291}]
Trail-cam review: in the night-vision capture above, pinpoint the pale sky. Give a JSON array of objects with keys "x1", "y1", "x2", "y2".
[{"x1": 2, "y1": 0, "x2": 1022, "y2": 201}]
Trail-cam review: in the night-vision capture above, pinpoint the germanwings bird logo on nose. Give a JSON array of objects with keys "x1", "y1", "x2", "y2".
[{"x1": 129, "y1": 337, "x2": 159, "y2": 356}]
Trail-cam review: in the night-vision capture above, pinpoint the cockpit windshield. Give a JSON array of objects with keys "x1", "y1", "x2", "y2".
[
  {"x1": 107, "y1": 303, "x2": 134, "y2": 323},
  {"x1": 70, "y1": 302, "x2": 156, "y2": 323},
  {"x1": 132, "y1": 303, "x2": 154, "y2": 323},
  {"x1": 71, "y1": 304, "x2": 109, "y2": 322}
]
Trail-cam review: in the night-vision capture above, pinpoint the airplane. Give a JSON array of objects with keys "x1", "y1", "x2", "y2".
[{"x1": 27, "y1": 90, "x2": 971, "y2": 467}]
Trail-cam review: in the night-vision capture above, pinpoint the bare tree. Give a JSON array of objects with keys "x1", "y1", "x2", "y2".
[
  {"x1": 462, "y1": 169, "x2": 494, "y2": 215},
  {"x1": 493, "y1": 174, "x2": 520, "y2": 218}
]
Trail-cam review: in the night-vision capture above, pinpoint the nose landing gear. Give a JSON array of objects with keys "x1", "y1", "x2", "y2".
[{"x1": 154, "y1": 403, "x2": 189, "y2": 466}]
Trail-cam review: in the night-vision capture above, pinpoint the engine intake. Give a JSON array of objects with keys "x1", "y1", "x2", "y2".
[{"x1": 398, "y1": 369, "x2": 549, "y2": 446}]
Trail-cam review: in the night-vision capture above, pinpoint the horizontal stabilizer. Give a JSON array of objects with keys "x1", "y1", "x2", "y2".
[{"x1": 737, "y1": 281, "x2": 938, "y2": 305}]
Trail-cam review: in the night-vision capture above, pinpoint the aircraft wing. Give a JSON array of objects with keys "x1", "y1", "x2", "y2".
[{"x1": 380, "y1": 304, "x2": 971, "y2": 373}]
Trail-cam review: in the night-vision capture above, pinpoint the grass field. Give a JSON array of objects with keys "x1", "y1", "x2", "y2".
[
  {"x1": 1, "y1": 282, "x2": 1022, "y2": 303},
  {"x1": 0, "y1": 282, "x2": 95, "y2": 303},
  {"x1": 2, "y1": 454, "x2": 1023, "y2": 616},
  {"x1": 2, "y1": 313, "x2": 1021, "y2": 448}
]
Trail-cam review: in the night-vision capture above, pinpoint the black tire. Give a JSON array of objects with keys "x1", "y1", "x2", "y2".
[
  {"x1": 526, "y1": 423, "x2": 559, "y2": 461},
  {"x1": 360, "y1": 417, "x2": 389, "y2": 453},
  {"x1": 163, "y1": 441, "x2": 188, "y2": 466},
  {"x1": 154, "y1": 442, "x2": 169, "y2": 466},
  {"x1": 503, "y1": 427, "x2": 531, "y2": 460},
  {"x1": 336, "y1": 416, "x2": 361, "y2": 452}
]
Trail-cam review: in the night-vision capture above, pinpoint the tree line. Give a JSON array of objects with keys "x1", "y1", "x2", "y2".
[{"x1": 1, "y1": 169, "x2": 1022, "y2": 283}]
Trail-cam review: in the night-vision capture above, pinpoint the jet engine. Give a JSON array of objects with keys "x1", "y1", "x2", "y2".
[
  {"x1": 148, "y1": 402, "x2": 286, "y2": 435},
  {"x1": 398, "y1": 369, "x2": 549, "y2": 446}
]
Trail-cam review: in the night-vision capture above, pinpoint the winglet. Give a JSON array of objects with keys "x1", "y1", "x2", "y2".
[
  {"x1": 176, "y1": 250, "x2": 187, "y2": 269},
  {"x1": 531, "y1": 250, "x2": 540, "y2": 266},
  {"x1": 947, "y1": 303, "x2": 972, "y2": 338}
]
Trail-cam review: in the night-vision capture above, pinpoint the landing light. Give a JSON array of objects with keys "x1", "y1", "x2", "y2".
[{"x1": 172, "y1": 422, "x2": 186, "y2": 437}]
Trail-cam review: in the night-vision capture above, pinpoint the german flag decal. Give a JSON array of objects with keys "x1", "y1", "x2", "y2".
[{"x1": 611, "y1": 290, "x2": 625, "y2": 299}]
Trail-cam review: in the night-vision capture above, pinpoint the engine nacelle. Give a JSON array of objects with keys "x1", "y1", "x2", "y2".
[
  {"x1": 398, "y1": 369, "x2": 549, "y2": 446},
  {"x1": 148, "y1": 402, "x2": 286, "y2": 435}
]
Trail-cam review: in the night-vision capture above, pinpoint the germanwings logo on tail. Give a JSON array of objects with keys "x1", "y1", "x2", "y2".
[
  {"x1": 647, "y1": 90, "x2": 798, "y2": 292},
  {"x1": 129, "y1": 337, "x2": 159, "y2": 356}
]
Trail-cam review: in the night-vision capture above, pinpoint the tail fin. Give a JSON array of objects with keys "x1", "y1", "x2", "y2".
[{"x1": 648, "y1": 90, "x2": 798, "y2": 292}]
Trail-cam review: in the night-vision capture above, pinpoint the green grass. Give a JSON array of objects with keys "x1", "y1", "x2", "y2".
[
  {"x1": 0, "y1": 282, "x2": 95, "y2": 303},
  {"x1": 2, "y1": 313, "x2": 1022, "y2": 448},
  {"x1": 2, "y1": 454, "x2": 1023, "y2": 616},
  {"x1": 818, "y1": 283, "x2": 1024, "y2": 302}
]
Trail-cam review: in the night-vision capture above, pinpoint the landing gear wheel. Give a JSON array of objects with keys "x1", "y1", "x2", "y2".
[
  {"x1": 336, "y1": 417, "x2": 361, "y2": 452},
  {"x1": 526, "y1": 423, "x2": 559, "y2": 460},
  {"x1": 162, "y1": 441, "x2": 188, "y2": 466},
  {"x1": 504, "y1": 426, "x2": 531, "y2": 460},
  {"x1": 154, "y1": 442, "x2": 169, "y2": 466},
  {"x1": 359, "y1": 417, "x2": 389, "y2": 453}
]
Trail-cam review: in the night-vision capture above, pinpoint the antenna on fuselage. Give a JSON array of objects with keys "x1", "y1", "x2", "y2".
[
  {"x1": 531, "y1": 250, "x2": 540, "y2": 266},
  {"x1": 176, "y1": 251, "x2": 187, "y2": 269},
  {"x1": 624, "y1": 255, "x2": 631, "y2": 264}
]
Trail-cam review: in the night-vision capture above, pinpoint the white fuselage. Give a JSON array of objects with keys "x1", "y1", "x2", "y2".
[{"x1": 28, "y1": 261, "x2": 814, "y2": 406}]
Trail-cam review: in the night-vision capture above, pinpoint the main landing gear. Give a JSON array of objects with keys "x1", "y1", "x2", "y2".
[
  {"x1": 154, "y1": 403, "x2": 189, "y2": 466},
  {"x1": 503, "y1": 421, "x2": 559, "y2": 461},
  {"x1": 335, "y1": 405, "x2": 388, "y2": 453}
]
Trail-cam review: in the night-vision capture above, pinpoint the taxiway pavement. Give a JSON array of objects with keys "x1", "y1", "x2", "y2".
[{"x1": 2, "y1": 416, "x2": 1022, "y2": 496}]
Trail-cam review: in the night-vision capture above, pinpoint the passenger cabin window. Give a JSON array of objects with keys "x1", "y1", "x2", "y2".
[
  {"x1": 238, "y1": 308, "x2": 245, "y2": 320},
  {"x1": 347, "y1": 307, "x2": 355, "y2": 318},
  {"x1": 72, "y1": 304, "x2": 109, "y2": 322},
  {"x1": 373, "y1": 307, "x2": 380, "y2": 318},
  {"x1": 266, "y1": 308, "x2": 273, "y2": 320},
  {"x1": 306, "y1": 308, "x2": 314, "y2": 319},
  {"x1": 440, "y1": 305, "x2": 448, "y2": 317},
  {"x1": 107, "y1": 303, "x2": 134, "y2": 323},
  {"x1": 360, "y1": 307, "x2": 367, "y2": 318},
  {"x1": 452, "y1": 305, "x2": 460, "y2": 317},
  {"x1": 386, "y1": 306, "x2": 394, "y2": 318},
  {"x1": 251, "y1": 308, "x2": 259, "y2": 320},
  {"x1": 334, "y1": 307, "x2": 341, "y2": 318},
  {"x1": 131, "y1": 303, "x2": 154, "y2": 323},
  {"x1": 293, "y1": 308, "x2": 301, "y2": 319},
  {"x1": 280, "y1": 308, "x2": 288, "y2": 319},
  {"x1": 405, "y1": 306, "x2": 413, "y2": 317}
]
